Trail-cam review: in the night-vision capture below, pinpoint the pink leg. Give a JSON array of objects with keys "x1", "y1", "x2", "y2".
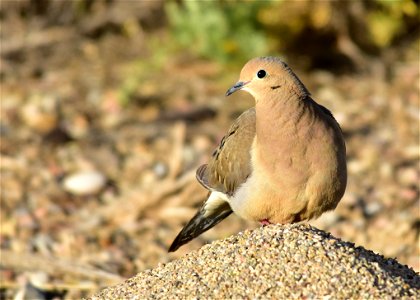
[{"x1": 260, "y1": 219, "x2": 272, "y2": 226}]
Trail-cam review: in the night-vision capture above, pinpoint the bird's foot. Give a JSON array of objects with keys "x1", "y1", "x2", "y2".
[{"x1": 260, "y1": 219, "x2": 272, "y2": 226}]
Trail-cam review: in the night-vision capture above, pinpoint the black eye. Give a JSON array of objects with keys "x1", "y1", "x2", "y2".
[{"x1": 257, "y1": 69, "x2": 266, "y2": 79}]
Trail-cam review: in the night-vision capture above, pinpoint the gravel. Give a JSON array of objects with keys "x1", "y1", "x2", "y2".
[{"x1": 90, "y1": 224, "x2": 420, "y2": 299}]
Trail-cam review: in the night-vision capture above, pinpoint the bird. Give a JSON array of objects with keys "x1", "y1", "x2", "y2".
[{"x1": 168, "y1": 56, "x2": 347, "y2": 252}]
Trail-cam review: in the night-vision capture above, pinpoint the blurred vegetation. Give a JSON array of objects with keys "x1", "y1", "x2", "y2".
[
  {"x1": 165, "y1": 0, "x2": 419, "y2": 70},
  {"x1": 165, "y1": 0, "x2": 271, "y2": 63},
  {"x1": 1, "y1": 0, "x2": 419, "y2": 103},
  {"x1": 3, "y1": 0, "x2": 418, "y2": 71},
  {"x1": 367, "y1": 0, "x2": 418, "y2": 47}
]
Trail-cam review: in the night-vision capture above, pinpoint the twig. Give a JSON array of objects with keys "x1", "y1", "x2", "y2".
[
  {"x1": 75, "y1": 168, "x2": 197, "y2": 227},
  {"x1": 0, "y1": 250, "x2": 124, "y2": 283},
  {"x1": 1, "y1": 28, "x2": 77, "y2": 57},
  {"x1": 0, "y1": 280, "x2": 98, "y2": 292},
  {"x1": 167, "y1": 122, "x2": 186, "y2": 179}
]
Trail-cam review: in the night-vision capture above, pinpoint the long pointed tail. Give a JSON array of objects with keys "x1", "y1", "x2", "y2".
[{"x1": 168, "y1": 195, "x2": 232, "y2": 252}]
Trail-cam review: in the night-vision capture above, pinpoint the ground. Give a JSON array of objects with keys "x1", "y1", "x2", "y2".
[{"x1": 1, "y1": 1, "x2": 419, "y2": 299}]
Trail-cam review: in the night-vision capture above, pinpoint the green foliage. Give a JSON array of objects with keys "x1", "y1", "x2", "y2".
[
  {"x1": 165, "y1": 0, "x2": 272, "y2": 63},
  {"x1": 367, "y1": 0, "x2": 418, "y2": 47}
]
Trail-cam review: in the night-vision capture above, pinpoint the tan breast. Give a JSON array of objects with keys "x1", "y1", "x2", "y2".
[{"x1": 230, "y1": 101, "x2": 347, "y2": 224}]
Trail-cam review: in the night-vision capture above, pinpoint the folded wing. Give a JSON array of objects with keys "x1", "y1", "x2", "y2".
[{"x1": 169, "y1": 108, "x2": 256, "y2": 251}]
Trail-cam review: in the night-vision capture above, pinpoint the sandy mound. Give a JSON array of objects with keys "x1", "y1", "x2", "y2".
[{"x1": 91, "y1": 224, "x2": 419, "y2": 299}]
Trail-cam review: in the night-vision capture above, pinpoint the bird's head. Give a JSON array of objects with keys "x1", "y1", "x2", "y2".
[{"x1": 226, "y1": 57, "x2": 309, "y2": 101}]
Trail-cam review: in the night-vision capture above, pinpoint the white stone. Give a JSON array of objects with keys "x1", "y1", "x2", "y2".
[{"x1": 63, "y1": 170, "x2": 106, "y2": 196}]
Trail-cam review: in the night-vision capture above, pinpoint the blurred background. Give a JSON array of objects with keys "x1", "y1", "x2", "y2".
[{"x1": 0, "y1": 0, "x2": 419, "y2": 299}]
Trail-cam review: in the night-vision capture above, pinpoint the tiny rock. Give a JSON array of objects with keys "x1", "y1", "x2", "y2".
[
  {"x1": 21, "y1": 95, "x2": 58, "y2": 133},
  {"x1": 63, "y1": 170, "x2": 106, "y2": 196}
]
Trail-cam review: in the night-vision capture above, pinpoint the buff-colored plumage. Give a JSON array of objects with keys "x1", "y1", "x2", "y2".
[{"x1": 169, "y1": 57, "x2": 347, "y2": 252}]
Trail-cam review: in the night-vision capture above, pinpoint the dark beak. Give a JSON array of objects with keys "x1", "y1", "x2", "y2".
[{"x1": 226, "y1": 81, "x2": 249, "y2": 96}]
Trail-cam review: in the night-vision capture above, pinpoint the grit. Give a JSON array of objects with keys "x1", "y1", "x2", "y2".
[{"x1": 91, "y1": 224, "x2": 419, "y2": 299}]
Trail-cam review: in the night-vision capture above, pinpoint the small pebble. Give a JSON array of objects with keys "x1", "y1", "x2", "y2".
[{"x1": 62, "y1": 170, "x2": 106, "y2": 196}]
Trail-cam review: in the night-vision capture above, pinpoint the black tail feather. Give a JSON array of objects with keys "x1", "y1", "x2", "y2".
[{"x1": 168, "y1": 201, "x2": 232, "y2": 252}]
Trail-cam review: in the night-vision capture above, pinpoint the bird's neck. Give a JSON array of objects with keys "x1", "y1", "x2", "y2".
[
  {"x1": 253, "y1": 91, "x2": 313, "y2": 179},
  {"x1": 255, "y1": 91, "x2": 310, "y2": 142},
  {"x1": 253, "y1": 93, "x2": 313, "y2": 181}
]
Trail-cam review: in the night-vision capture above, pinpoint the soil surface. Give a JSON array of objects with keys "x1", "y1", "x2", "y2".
[{"x1": 91, "y1": 224, "x2": 420, "y2": 299}]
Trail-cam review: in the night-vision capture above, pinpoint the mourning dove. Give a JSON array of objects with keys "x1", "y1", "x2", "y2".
[{"x1": 169, "y1": 57, "x2": 347, "y2": 252}]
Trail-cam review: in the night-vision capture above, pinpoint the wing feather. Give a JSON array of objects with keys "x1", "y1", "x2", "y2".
[
  {"x1": 169, "y1": 108, "x2": 256, "y2": 252},
  {"x1": 197, "y1": 107, "x2": 256, "y2": 196}
]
